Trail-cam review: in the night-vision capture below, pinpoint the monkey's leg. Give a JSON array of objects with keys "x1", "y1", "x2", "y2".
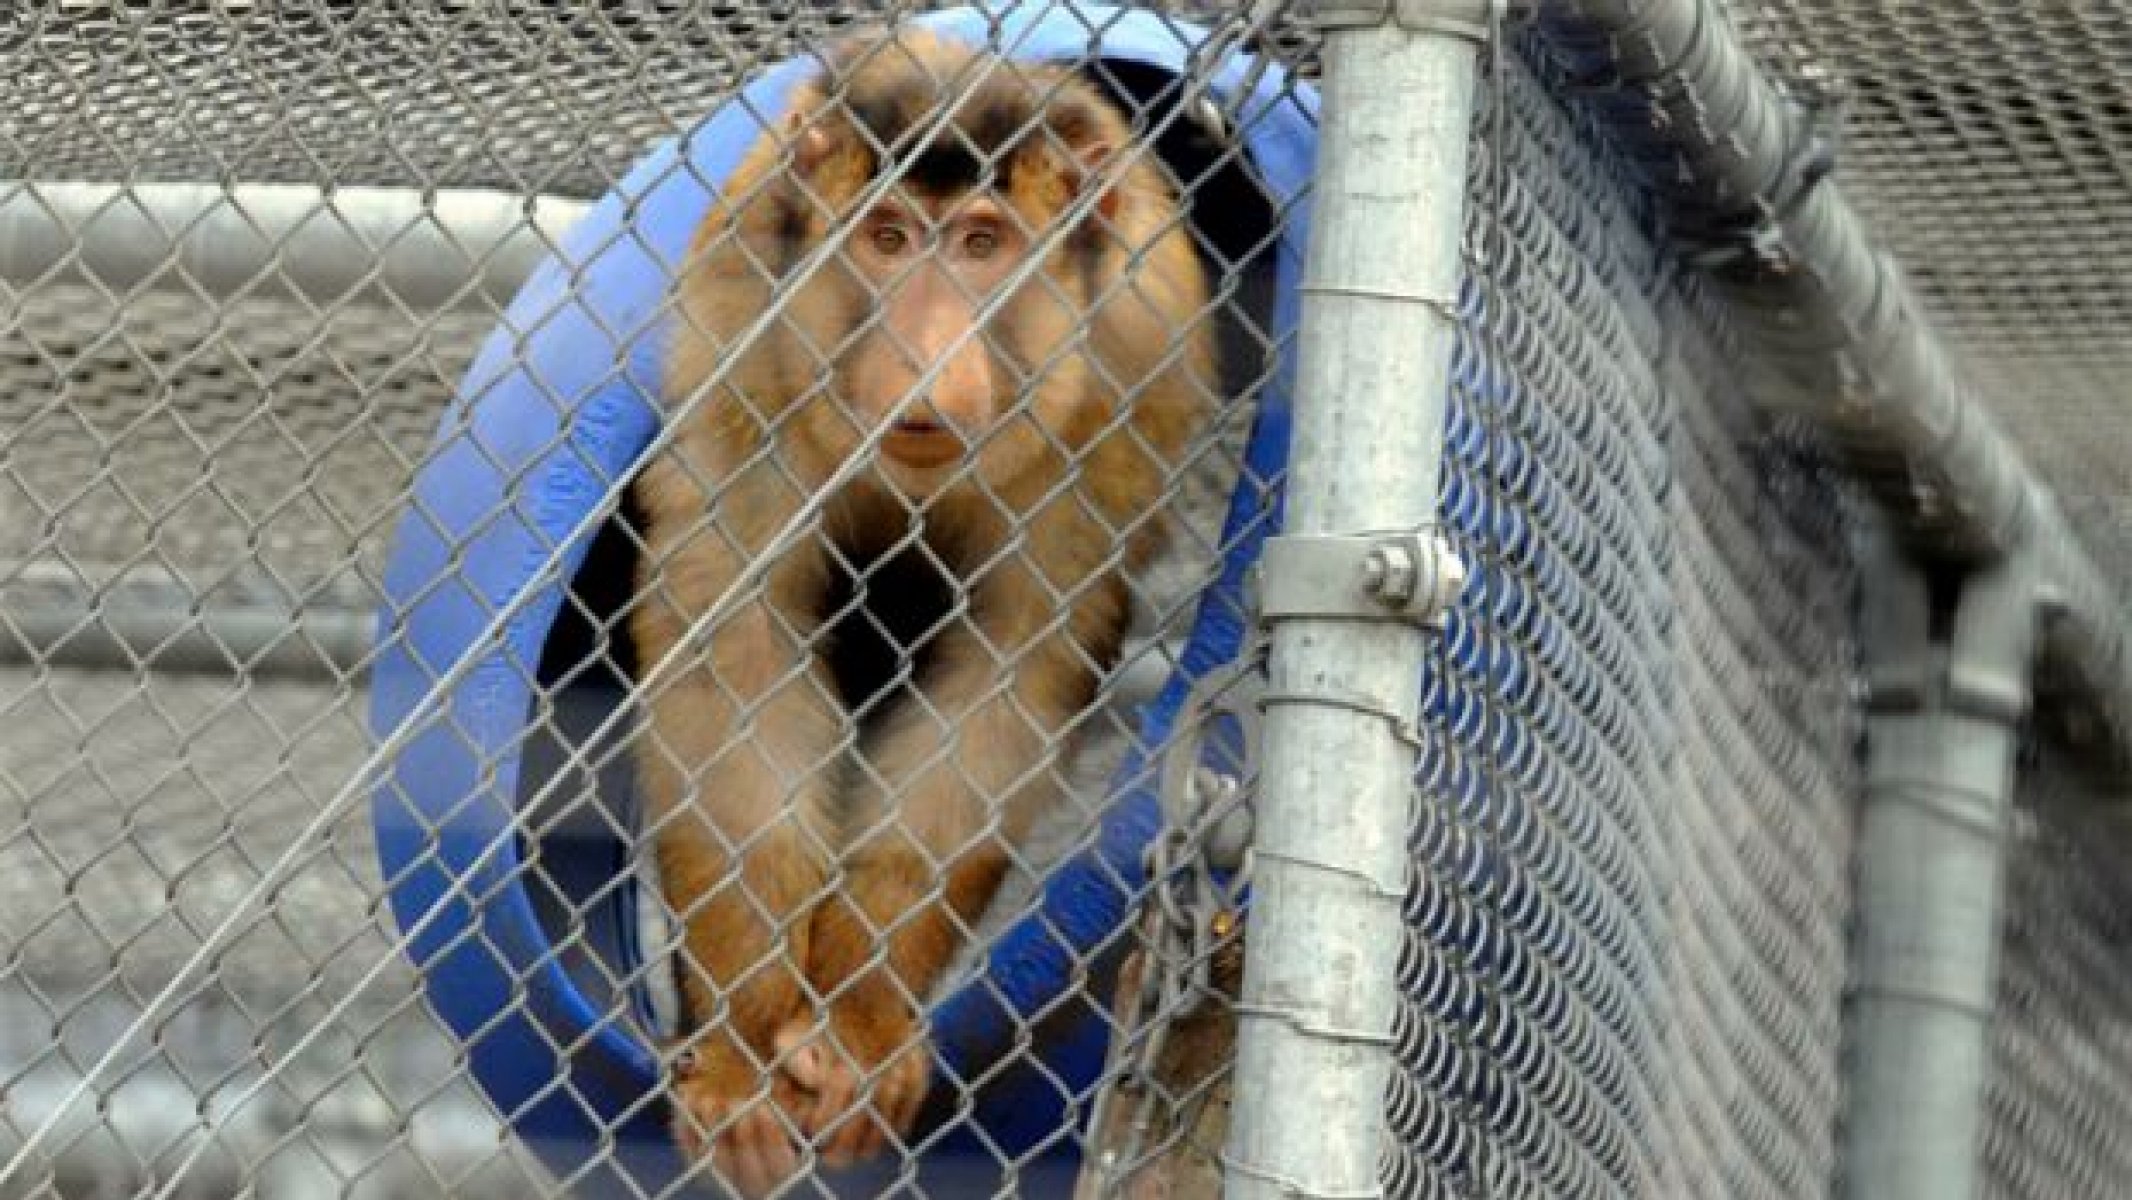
[
  {"x1": 797, "y1": 609, "x2": 1103, "y2": 1165},
  {"x1": 642, "y1": 595, "x2": 846, "y2": 1196}
]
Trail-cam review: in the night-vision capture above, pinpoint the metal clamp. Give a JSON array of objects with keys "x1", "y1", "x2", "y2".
[
  {"x1": 1862, "y1": 544, "x2": 2038, "y2": 724},
  {"x1": 1255, "y1": 527, "x2": 1467, "y2": 628},
  {"x1": 1301, "y1": 0, "x2": 1508, "y2": 40}
]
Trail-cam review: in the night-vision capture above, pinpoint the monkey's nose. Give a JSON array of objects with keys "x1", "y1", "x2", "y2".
[{"x1": 911, "y1": 335, "x2": 994, "y2": 431}]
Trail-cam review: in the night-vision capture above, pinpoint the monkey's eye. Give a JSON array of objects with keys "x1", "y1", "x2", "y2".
[
  {"x1": 868, "y1": 222, "x2": 912, "y2": 256},
  {"x1": 960, "y1": 226, "x2": 1001, "y2": 261}
]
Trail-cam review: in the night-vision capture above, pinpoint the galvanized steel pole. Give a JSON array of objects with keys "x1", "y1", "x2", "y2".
[
  {"x1": 1840, "y1": 549, "x2": 2036, "y2": 1200},
  {"x1": 1222, "y1": 3, "x2": 1489, "y2": 1196}
]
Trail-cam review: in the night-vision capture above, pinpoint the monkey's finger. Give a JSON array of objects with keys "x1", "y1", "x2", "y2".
[
  {"x1": 726, "y1": 1150, "x2": 778, "y2": 1200},
  {"x1": 722, "y1": 1109, "x2": 764, "y2": 1196},
  {"x1": 771, "y1": 1065, "x2": 816, "y2": 1133},
  {"x1": 761, "y1": 1110, "x2": 805, "y2": 1193},
  {"x1": 810, "y1": 1068, "x2": 866, "y2": 1164},
  {"x1": 670, "y1": 1082, "x2": 727, "y2": 1166},
  {"x1": 817, "y1": 1110, "x2": 870, "y2": 1168},
  {"x1": 725, "y1": 1108, "x2": 799, "y2": 1199},
  {"x1": 828, "y1": 1057, "x2": 901, "y2": 1166},
  {"x1": 831, "y1": 1058, "x2": 907, "y2": 1164},
  {"x1": 817, "y1": 1121, "x2": 860, "y2": 1169},
  {"x1": 866, "y1": 1058, "x2": 929, "y2": 1163},
  {"x1": 708, "y1": 1138, "x2": 746, "y2": 1197},
  {"x1": 881, "y1": 1089, "x2": 921, "y2": 1154},
  {"x1": 673, "y1": 1118, "x2": 707, "y2": 1164},
  {"x1": 863, "y1": 1085, "x2": 914, "y2": 1162},
  {"x1": 774, "y1": 1023, "x2": 827, "y2": 1096},
  {"x1": 846, "y1": 1109, "x2": 887, "y2": 1165},
  {"x1": 848, "y1": 1083, "x2": 905, "y2": 1165}
]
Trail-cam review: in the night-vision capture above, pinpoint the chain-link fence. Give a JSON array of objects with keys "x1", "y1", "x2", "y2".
[
  {"x1": 3, "y1": 2, "x2": 2128, "y2": 1199},
  {"x1": 1379, "y1": 47, "x2": 1861, "y2": 1195},
  {"x1": 1985, "y1": 750, "x2": 2132, "y2": 1200}
]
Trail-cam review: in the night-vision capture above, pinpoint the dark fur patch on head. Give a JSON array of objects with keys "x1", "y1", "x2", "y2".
[
  {"x1": 904, "y1": 143, "x2": 991, "y2": 193},
  {"x1": 821, "y1": 33, "x2": 1089, "y2": 197}
]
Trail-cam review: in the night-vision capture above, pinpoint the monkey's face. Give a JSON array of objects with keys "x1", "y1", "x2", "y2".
[
  {"x1": 671, "y1": 38, "x2": 1152, "y2": 501},
  {"x1": 835, "y1": 184, "x2": 1024, "y2": 477},
  {"x1": 800, "y1": 171, "x2": 1110, "y2": 504}
]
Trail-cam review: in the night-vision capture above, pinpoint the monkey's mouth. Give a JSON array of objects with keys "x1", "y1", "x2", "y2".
[{"x1": 882, "y1": 419, "x2": 963, "y2": 468}]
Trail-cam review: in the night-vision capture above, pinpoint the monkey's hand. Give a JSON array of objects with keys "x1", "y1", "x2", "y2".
[
  {"x1": 670, "y1": 1032, "x2": 813, "y2": 1197},
  {"x1": 781, "y1": 988, "x2": 931, "y2": 1167}
]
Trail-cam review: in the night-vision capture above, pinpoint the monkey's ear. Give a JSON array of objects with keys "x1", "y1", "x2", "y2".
[
  {"x1": 785, "y1": 110, "x2": 838, "y2": 175},
  {"x1": 1048, "y1": 91, "x2": 1126, "y2": 226},
  {"x1": 1069, "y1": 141, "x2": 1124, "y2": 226}
]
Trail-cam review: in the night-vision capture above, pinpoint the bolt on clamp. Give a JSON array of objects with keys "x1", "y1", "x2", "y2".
[{"x1": 1254, "y1": 526, "x2": 1468, "y2": 628}]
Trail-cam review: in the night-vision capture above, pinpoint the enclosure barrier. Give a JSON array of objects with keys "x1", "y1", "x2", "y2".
[
  {"x1": 1532, "y1": 1, "x2": 2130, "y2": 1194},
  {"x1": 2, "y1": 1, "x2": 2129, "y2": 1197},
  {"x1": 0, "y1": 184, "x2": 580, "y2": 315},
  {"x1": 364, "y1": 7, "x2": 1314, "y2": 1195},
  {"x1": 0, "y1": 183, "x2": 585, "y2": 677},
  {"x1": 1221, "y1": 1, "x2": 1483, "y2": 1196}
]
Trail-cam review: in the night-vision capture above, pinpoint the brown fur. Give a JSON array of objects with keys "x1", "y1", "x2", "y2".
[{"x1": 630, "y1": 27, "x2": 1215, "y2": 1194}]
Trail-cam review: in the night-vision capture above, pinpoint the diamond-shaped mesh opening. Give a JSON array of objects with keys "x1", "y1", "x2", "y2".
[{"x1": 505, "y1": 34, "x2": 1290, "y2": 1188}]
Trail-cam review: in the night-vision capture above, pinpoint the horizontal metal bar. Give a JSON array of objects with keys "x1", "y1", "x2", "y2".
[
  {"x1": 0, "y1": 181, "x2": 587, "y2": 310},
  {"x1": 0, "y1": 602, "x2": 377, "y2": 680}
]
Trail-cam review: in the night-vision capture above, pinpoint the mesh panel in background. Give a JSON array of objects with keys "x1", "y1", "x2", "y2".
[
  {"x1": 1723, "y1": 0, "x2": 2132, "y2": 602},
  {"x1": 1382, "y1": 48, "x2": 1859, "y2": 1199},
  {"x1": 1983, "y1": 753, "x2": 2132, "y2": 1200},
  {"x1": 0, "y1": 6, "x2": 575, "y2": 1191},
  {"x1": 4, "y1": 2, "x2": 857, "y2": 194},
  {"x1": 1716, "y1": 6, "x2": 2132, "y2": 1197}
]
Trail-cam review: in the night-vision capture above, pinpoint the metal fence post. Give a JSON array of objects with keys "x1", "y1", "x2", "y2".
[
  {"x1": 1840, "y1": 548, "x2": 2038, "y2": 1200},
  {"x1": 1221, "y1": 3, "x2": 1490, "y2": 1196}
]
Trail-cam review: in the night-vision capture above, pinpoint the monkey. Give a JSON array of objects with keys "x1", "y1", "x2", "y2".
[{"x1": 628, "y1": 27, "x2": 1216, "y2": 1195}]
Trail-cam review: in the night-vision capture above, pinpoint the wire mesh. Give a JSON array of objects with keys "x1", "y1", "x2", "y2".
[
  {"x1": 3, "y1": 2, "x2": 2126, "y2": 1199},
  {"x1": 1713, "y1": 6, "x2": 2132, "y2": 1196},
  {"x1": 1722, "y1": 0, "x2": 2132, "y2": 600},
  {"x1": 1377, "y1": 40, "x2": 1859, "y2": 1198},
  {"x1": 3, "y1": 4, "x2": 1281, "y2": 1196},
  {"x1": 1984, "y1": 752, "x2": 2132, "y2": 1200}
]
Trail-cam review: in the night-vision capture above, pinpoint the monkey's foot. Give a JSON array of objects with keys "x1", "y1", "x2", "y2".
[
  {"x1": 780, "y1": 1006, "x2": 930, "y2": 1167},
  {"x1": 671, "y1": 1045, "x2": 809, "y2": 1198}
]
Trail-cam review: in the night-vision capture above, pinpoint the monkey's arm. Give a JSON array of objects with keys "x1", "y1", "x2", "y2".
[
  {"x1": 631, "y1": 455, "x2": 846, "y2": 1195},
  {"x1": 796, "y1": 540, "x2": 1129, "y2": 1163}
]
